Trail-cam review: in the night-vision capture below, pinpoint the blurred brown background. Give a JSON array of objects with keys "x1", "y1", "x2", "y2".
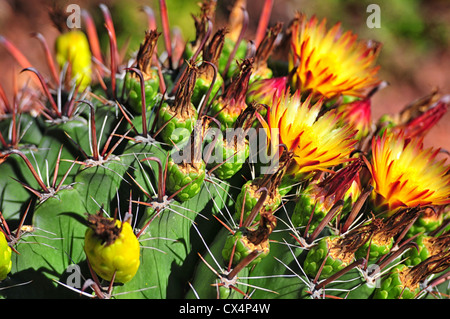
[{"x1": 0, "y1": 0, "x2": 449, "y2": 155}]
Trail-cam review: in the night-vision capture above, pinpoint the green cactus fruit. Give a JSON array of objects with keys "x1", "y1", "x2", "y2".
[
  {"x1": 302, "y1": 219, "x2": 378, "y2": 282},
  {"x1": 207, "y1": 136, "x2": 249, "y2": 180},
  {"x1": 375, "y1": 253, "x2": 450, "y2": 299},
  {"x1": 406, "y1": 207, "x2": 444, "y2": 238},
  {"x1": 404, "y1": 234, "x2": 433, "y2": 267},
  {"x1": 405, "y1": 232, "x2": 450, "y2": 266},
  {"x1": 124, "y1": 72, "x2": 159, "y2": 114},
  {"x1": 210, "y1": 59, "x2": 253, "y2": 130},
  {"x1": 355, "y1": 234, "x2": 393, "y2": 261},
  {"x1": 206, "y1": 101, "x2": 262, "y2": 181},
  {"x1": 191, "y1": 28, "x2": 226, "y2": 107},
  {"x1": 373, "y1": 264, "x2": 419, "y2": 299},
  {"x1": 218, "y1": 37, "x2": 247, "y2": 79},
  {"x1": 84, "y1": 212, "x2": 140, "y2": 284},
  {"x1": 235, "y1": 178, "x2": 281, "y2": 223},
  {"x1": 157, "y1": 65, "x2": 199, "y2": 146},
  {"x1": 248, "y1": 23, "x2": 282, "y2": 85},
  {"x1": 356, "y1": 207, "x2": 422, "y2": 261},
  {"x1": 209, "y1": 98, "x2": 240, "y2": 131},
  {"x1": 165, "y1": 121, "x2": 206, "y2": 202},
  {"x1": 166, "y1": 157, "x2": 206, "y2": 202},
  {"x1": 292, "y1": 189, "x2": 333, "y2": 234},
  {"x1": 292, "y1": 160, "x2": 363, "y2": 233},
  {"x1": 123, "y1": 30, "x2": 161, "y2": 114},
  {"x1": 0, "y1": 231, "x2": 12, "y2": 281},
  {"x1": 222, "y1": 212, "x2": 276, "y2": 268},
  {"x1": 304, "y1": 235, "x2": 354, "y2": 281},
  {"x1": 235, "y1": 145, "x2": 294, "y2": 224},
  {"x1": 222, "y1": 230, "x2": 270, "y2": 268},
  {"x1": 192, "y1": 74, "x2": 223, "y2": 107},
  {"x1": 157, "y1": 102, "x2": 198, "y2": 146}
]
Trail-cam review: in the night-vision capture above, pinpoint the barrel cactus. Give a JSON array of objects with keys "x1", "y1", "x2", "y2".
[{"x1": 0, "y1": 0, "x2": 449, "y2": 302}]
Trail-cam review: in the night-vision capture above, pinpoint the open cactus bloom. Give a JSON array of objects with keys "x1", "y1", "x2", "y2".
[
  {"x1": 288, "y1": 13, "x2": 381, "y2": 101},
  {"x1": 260, "y1": 89, "x2": 358, "y2": 181},
  {"x1": 366, "y1": 131, "x2": 450, "y2": 213},
  {"x1": 246, "y1": 76, "x2": 288, "y2": 106},
  {"x1": 1, "y1": 1, "x2": 450, "y2": 300}
]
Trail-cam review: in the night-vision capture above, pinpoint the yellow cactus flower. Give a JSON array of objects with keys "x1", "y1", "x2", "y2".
[
  {"x1": 289, "y1": 13, "x2": 381, "y2": 100},
  {"x1": 366, "y1": 132, "x2": 450, "y2": 212},
  {"x1": 261, "y1": 89, "x2": 357, "y2": 180}
]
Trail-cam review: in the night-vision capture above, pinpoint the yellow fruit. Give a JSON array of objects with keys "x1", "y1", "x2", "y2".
[
  {"x1": 55, "y1": 30, "x2": 92, "y2": 90},
  {"x1": 84, "y1": 218, "x2": 140, "y2": 284},
  {"x1": 0, "y1": 231, "x2": 12, "y2": 281}
]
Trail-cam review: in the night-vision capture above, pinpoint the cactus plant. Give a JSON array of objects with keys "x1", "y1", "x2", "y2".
[{"x1": 0, "y1": 0, "x2": 449, "y2": 301}]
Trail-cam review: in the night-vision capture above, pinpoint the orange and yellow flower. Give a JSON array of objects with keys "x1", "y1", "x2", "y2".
[
  {"x1": 289, "y1": 13, "x2": 381, "y2": 100},
  {"x1": 261, "y1": 89, "x2": 357, "y2": 179},
  {"x1": 366, "y1": 132, "x2": 450, "y2": 212}
]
